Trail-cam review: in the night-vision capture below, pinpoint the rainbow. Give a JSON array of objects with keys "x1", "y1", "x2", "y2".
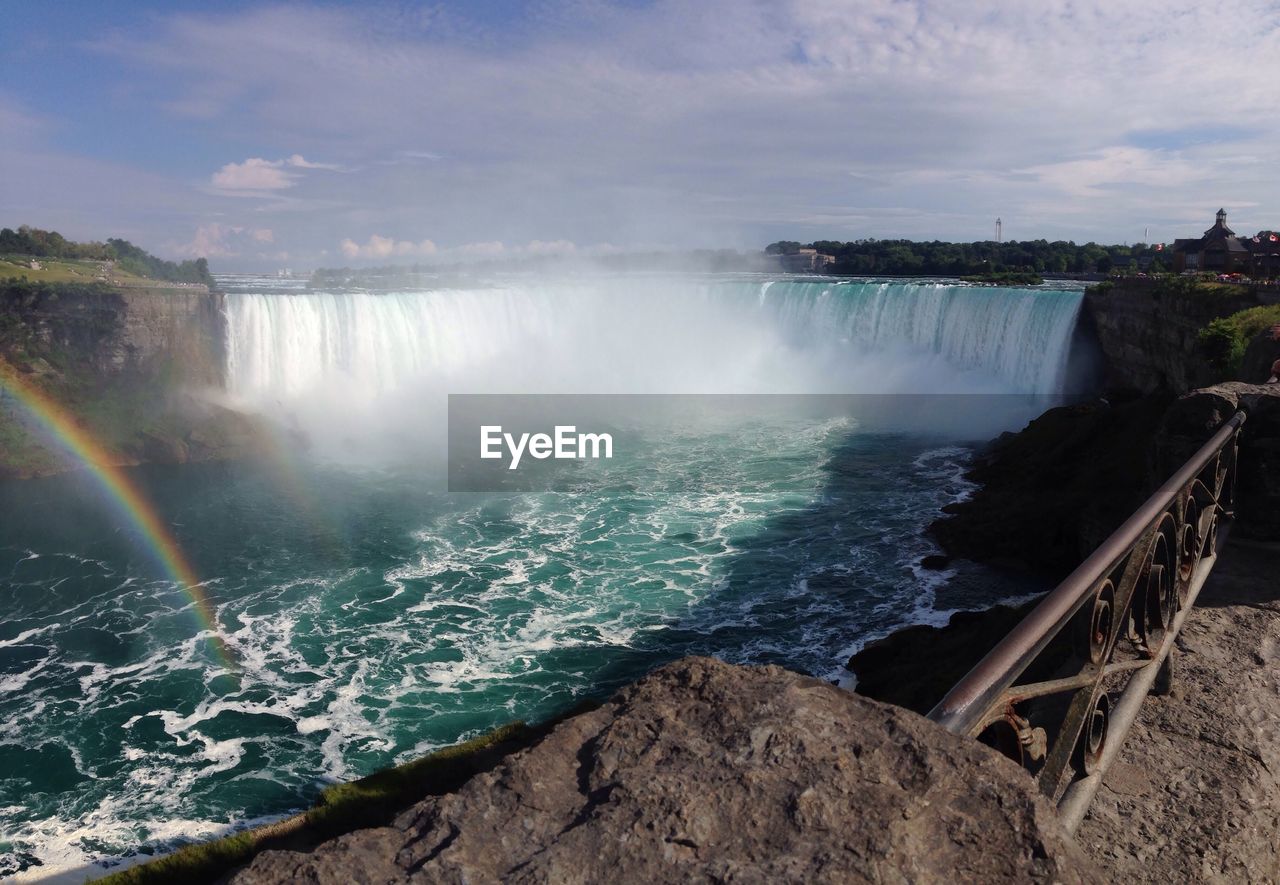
[{"x1": 0, "y1": 363, "x2": 238, "y2": 671}]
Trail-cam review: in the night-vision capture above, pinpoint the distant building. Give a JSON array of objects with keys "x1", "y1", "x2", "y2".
[
  {"x1": 1170, "y1": 208, "x2": 1280, "y2": 276},
  {"x1": 1248, "y1": 230, "x2": 1280, "y2": 279},
  {"x1": 778, "y1": 248, "x2": 836, "y2": 273}
]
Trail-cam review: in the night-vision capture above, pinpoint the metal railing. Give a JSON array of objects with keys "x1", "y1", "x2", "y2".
[{"x1": 928, "y1": 410, "x2": 1246, "y2": 833}]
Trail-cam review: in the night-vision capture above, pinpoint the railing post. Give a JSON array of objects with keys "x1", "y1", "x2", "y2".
[{"x1": 1153, "y1": 648, "x2": 1175, "y2": 697}]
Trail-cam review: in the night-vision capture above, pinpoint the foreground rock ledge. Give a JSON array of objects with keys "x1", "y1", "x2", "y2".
[{"x1": 233, "y1": 657, "x2": 1100, "y2": 884}]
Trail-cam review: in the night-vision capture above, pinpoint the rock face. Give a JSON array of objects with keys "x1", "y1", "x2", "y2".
[
  {"x1": 0, "y1": 282, "x2": 260, "y2": 477},
  {"x1": 233, "y1": 657, "x2": 1100, "y2": 884},
  {"x1": 1083, "y1": 282, "x2": 1256, "y2": 394},
  {"x1": 1242, "y1": 327, "x2": 1280, "y2": 383},
  {"x1": 930, "y1": 394, "x2": 1174, "y2": 576},
  {"x1": 113, "y1": 287, "x2": 226, "y2": 385},
  {"x1": 930, "y1": 376, "x2": 1280, "y2": 573},
  {"x1": 0, "y1": 283, "x2": 225, "y2": 384},
  {"x1": 848, "y1": 601, "x2": 1050, "y2": 715}
]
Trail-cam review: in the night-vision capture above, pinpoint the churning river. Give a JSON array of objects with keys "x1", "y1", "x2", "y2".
[{"x1": 0, "y1": 274, "x2": 1088, "y2": 879}]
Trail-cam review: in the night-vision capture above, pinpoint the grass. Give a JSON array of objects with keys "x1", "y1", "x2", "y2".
[
  {"x1": 1198, "y1": 304, "x2": 1280, "y2": 376},
  {"x1": 92, "y1": 721, "x2": 535, "y2": 885},
  {"x1": 0, "y1": 255, "x2": 186, "y2": 287},
  {"x1": 1087, "y1": 276, "x2": 1252, "y2": 302}
]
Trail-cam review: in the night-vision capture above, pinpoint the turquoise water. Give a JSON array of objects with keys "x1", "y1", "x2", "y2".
[{"x1": 0, "y1": 275, "x2": 1083, "y2": 878}]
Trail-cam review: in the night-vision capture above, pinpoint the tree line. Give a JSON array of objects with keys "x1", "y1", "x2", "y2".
[
  {"x1": 0, "y1": 224, "x2": 213, "y2": 286},
  {"x1": 766, "y1": 239, "x2": 1169, "y2": 276}
]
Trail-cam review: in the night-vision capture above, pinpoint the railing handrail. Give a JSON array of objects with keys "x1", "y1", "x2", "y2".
[{"x1": 928, "y1": 409, "x2": 1247, "y2": 735}]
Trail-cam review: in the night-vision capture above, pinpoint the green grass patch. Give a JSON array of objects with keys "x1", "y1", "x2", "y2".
[
  {"x1": 1198, "y1": 304, "x2": 1280, "y2": 376},
  {"x1": 92, "y1": 722, "x2": 534, "y2": 885},
  {"x1": 0, "y1": 256, "x2": 159, "y2": 286}
]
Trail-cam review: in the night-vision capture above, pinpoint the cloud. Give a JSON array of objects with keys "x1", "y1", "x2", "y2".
[
  {"x1": 340, "y1": 235, "x2": 438, "y2": 259},
  {"x1": 0, "y1": 95, "x2": 46, "y2": 146},
  {"x1": 337, "y1": 237, "x2": 587, "y2": 262},
  {"x1": 523, "y1": 239, "x2": 577, "y2": 256},
  {"x1": 31, "y1": 0, "x2": 1280, "y2": 267},
  {"x1": 450, "y1": 240, "x2": 506, "y2": 258},
  {"x1": 1017, "y1": 147, "x2": 1204, "y2": 198},
  {"x1": 177, "y1": 223, "x2": 276, "y2": 257},
  {"x1": 210, "y1": 154, "x2": 338, "y2": 193}
]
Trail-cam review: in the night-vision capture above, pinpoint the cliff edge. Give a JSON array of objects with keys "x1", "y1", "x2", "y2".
[
  {"x1": 0, "y1": 281, "x2": 264, "y2": 477},
  {"x1": 1083, "y1": 280, "x2": 1259, "y2": 395},
  {"x1": 232, "y1": 657, "x2": 1100, "y2": 884}
]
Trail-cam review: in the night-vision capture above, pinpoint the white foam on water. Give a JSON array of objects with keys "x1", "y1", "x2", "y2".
[{"x1": 2, "y1": 276, "x2": 1082, "y2": 877}]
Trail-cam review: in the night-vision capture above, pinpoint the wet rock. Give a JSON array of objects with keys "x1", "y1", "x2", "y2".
[
  {"x1": 233, "y1": 657, "x2": 1101, "y2": 884},
  {"x1": 846, "y1": 600, "x2": 1075, "y2": 716},
  {"x1": 920, "y1": 553, "x2": 951, "y2": 570}
]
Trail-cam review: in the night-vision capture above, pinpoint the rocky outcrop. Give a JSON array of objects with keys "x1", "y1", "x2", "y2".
[
  {"x1": 869, "y1": 382, "x2": 1280, "y2": 722},
  {"x1": 0, "y1": 281, "x2": 262, "y2": 477},
  {"x1": 1084, "y1": 282, "x2": 1256, "y2": 394},
  {"x1": 848, "y1": 600, "x2": 1050, "y2": 715},
  {"x1": 929, "y1": 376, "x2": 1280, "y2": 574},
  {"x1": 1242, "y1": 327, "x2": 1280, "y2": 383},
  {"x1": 1155, "y1": 381, "x2": 1280, "y2": 541},
  {"x1": 232, "y1": 657, "x2": 1101, "y2": 884},
  {"x1": 930, "y1": 394, "x2": 1174, "y2": 576}
]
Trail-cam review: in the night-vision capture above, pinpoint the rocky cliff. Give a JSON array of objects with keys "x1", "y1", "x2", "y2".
[
  {"x1": 0, "y1": 282, "x2": 224, "y2": 384},
  {"x1": 930, "y1": 393, "x2": 1174, "y2": 576},
  {"x1": 1082, "y1": 280, "x2": 1257, "y2": 394},
  {"x1": 862, "y1": 382, "x2": 1280, "y2": 707},
  {"x1": 232, "y1": 657, "x2": 1101, "y2": 884},
  {"x1": 0, "y1": 281, "x2": 261, "y2": 477}
]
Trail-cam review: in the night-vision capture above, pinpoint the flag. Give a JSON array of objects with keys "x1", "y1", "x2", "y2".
[
  {"x1": 1155, "y1": 243, "x2": 1163, "y2": 251},
  {"x1": 1271, "y1": 233, "x2": 1278, "y2": 242}
]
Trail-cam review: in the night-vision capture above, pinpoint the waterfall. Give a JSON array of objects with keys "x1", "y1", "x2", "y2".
[
  {"x1": 224, "y1": 278, "x2": 1085, "y2": 404},
  {"x1": 756, "y1": 280, "x2": 1084, "y2": 394}
]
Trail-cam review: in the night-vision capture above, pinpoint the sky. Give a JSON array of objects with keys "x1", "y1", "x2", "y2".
[{"x1": 3, "y1": 0, "x2": 1279, "y2": 271}]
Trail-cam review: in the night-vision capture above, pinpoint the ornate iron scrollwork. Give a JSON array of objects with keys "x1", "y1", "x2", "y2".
[{"x1": 927, "y1": 411, "x2": 1246, "y2": 830}]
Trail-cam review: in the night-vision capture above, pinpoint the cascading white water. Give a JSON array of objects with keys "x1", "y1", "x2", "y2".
[
  {"x1": 225, "y1": 277, "x2": 1085, "y2": 405},
  {"x1": 758, "y1": 279, "x2": 1084, "y2": 393}
]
